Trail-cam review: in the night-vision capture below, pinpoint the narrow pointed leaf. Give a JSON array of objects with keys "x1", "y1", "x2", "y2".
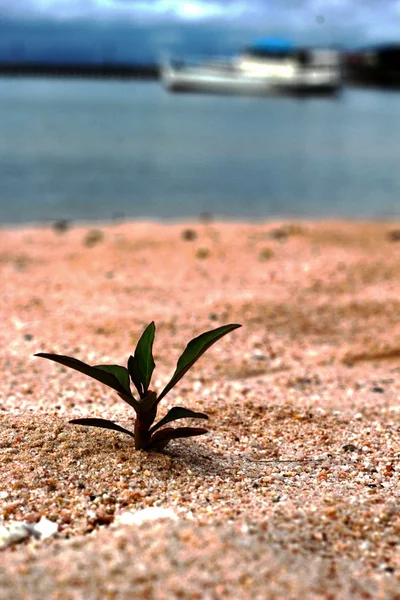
[
  {"x1": 133, "y1": 322, "x2": 156, "y2": 395},
  {"x1": 146, "y1": 426, "x2": 208, "y2": 450},
  {"x1": 69, "y1": 418, "x2": 135, "y2": 438},
  {"x1": 95, "y1": 365, "x2": 131, "y2": 396},
  {"x1": 35, "y1": 353, "x2": 138, "y2": 409},
  {"x1": 36, "y1": 354, "x2": 129, "y2": 394},
  {"x1": 157, "y1": 323, "x2": 241, "y2": 403},
  {"x1": 149, "y1": 407, "x2": 208, "y2": 435},
  {"x1": 127, "y1": 355, "x2": 144, "y2": 398}
]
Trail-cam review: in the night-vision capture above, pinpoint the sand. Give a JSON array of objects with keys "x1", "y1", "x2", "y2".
[{"x1": 0, "y1": 219, "x2": 399, "y2": 599}]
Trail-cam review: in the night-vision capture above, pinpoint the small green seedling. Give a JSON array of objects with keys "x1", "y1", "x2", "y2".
[{"x1": 35, "y1": 322, "x2": 241, "y2": 451}]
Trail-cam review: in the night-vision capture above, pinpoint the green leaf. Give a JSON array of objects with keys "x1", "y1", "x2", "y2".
[
  {"x1": 127, "y1": 355, "x2": 143, "y2": 398},
  {"x1": 69, "y1": 418, "x2": 135, "y2": 438},
  {"x1": 95, "y1": 365, "x2": 131, "y2": 396},
  {"x1": 149, "y1": 406, "x2": 208, "y2": 435},
  {"x1": 135, "y1": 321, "x2": 156, "y2": 394},
  {"x1": 129, "y1": 322, "x2": 156, "y2": 397},
  {"x1": 35, "y1": 353, "x2": 138, "y2": 409},
  {"x1": 157, "y1": 323, "x2": 241, "y2": 403},
  {"x1": 146, "y1": 426, "x2": 208, "y2": 450}
]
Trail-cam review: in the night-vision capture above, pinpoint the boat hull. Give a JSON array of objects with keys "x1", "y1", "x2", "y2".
[{"x1": 161, "y1": 64, "x2": 342, "y2": 97}]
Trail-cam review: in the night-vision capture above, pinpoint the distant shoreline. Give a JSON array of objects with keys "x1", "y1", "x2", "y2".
[
  {"x1": 0, "y1": 62, "x2": 160, "y2": 80},
  {"x1": 1, "y1": 216, "x2": 399, "y2": 235},
  {"x1": 1, "y1": 61, "x2": 400, "y2": 88}
]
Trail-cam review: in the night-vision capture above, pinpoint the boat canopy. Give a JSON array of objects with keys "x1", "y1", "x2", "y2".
[{"x1": 247, "y1": 37, "x2": 295, "y2": 55}]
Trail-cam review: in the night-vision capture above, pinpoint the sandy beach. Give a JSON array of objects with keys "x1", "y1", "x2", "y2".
[{"x1": 0, "y1": 219, "x2": 399, "y2": 599}]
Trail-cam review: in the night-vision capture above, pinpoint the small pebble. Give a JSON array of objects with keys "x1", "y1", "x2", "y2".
[
  {"x1": 343, "y1": 444, "x2": 358, "y2": 453},
  {"x1": 181, "y1": 229, "x2": 197, "y2": 241}
]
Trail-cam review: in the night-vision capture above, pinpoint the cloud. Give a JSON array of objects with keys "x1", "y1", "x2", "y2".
[
  {"x1": 0, "y1": 0, "x2": 399, "y2": 65},
  {"x1": 0, "y1": 1, "x2": 397, "y2": 45},
  {"x1": 4, "y1": 0, "x2": 398, "y2": 27},
  {"x1": 0, "y1": 0, "x2": 398, "y2": 29},
  {"x1": 0, "y1": 0, "x2": 249, "y2": 22}
]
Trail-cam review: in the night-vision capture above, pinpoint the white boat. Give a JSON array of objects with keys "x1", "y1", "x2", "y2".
[{"x1": 161, "y1": 38, "x2": 342, "y2": 96}]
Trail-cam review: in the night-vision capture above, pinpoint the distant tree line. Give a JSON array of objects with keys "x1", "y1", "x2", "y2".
[{"x1": 0, "y1": 61, "x2": 160, "y2": 79}]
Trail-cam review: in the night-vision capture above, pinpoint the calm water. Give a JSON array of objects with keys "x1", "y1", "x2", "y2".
[{"x1": 0, "y1": 78, "x2": 399, "y2": 224}]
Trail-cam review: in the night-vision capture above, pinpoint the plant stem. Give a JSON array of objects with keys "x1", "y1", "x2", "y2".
[{"x1": 134, "y1": 418, "x2": 152, "y2": 450}]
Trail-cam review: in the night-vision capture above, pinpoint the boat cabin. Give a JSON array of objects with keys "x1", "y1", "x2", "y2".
[{"x1": 236, "y1": 38, "x2": 341, "y2": 79}]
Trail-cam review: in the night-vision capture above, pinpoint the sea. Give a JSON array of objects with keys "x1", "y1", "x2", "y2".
[{"x1": 0, "y1": 77, "x2": 399, "y2": 225}]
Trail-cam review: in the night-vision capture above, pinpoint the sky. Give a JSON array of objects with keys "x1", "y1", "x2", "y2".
[{"x1": 0, "y1": 0, "x2": 399, "y2": 64}]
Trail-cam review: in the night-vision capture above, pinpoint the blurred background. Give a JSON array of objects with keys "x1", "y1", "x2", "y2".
[{"x1": 0, "y1": 0, "x2": 399, "y2": 225}]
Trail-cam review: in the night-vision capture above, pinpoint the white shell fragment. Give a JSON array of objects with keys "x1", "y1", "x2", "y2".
[
  {"x1": 0, "y1": 523, "x2": 31, "y2": 549},
  {"x1": 33, "y1": 517, "x2": 59, "y2": 540},
  {"x1": 0, "y1": 517, "x2": 58, "y2": 550}
]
